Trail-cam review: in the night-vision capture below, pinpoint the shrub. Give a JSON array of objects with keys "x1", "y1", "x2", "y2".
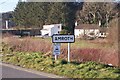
[
  {"x1": 59, "y1": 29, "x2": 68, "y2": 34},
  {"x1": 59, "y1": 48, "x2": 119, "y2": 67},
  {"x1": 107, "y1": 18, "x2": 119, "y2": 49},
  {"x1": 3, "y1": 37, "x2": 52, "y2": 53}
]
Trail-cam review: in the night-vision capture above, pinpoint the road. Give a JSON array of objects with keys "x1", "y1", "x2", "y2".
[{"x1": 1, "y1": 63, "x2": 62, "y2": 79}]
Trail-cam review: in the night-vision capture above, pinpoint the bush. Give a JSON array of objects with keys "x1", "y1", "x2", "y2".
[
  {"x1": 2, "y1": 37, "x2": 52, "y2": 53},
  {"x1": 107, "y1": 18, "x2": 119, "y2": 49},
  {"x1": 60, "y1": 48, "x2": 119, "y2": 67},
  {"x1": 59, "y1": 29, "x2": 68, "y2": 34}
]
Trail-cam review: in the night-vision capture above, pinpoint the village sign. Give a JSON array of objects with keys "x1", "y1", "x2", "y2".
[{"x1": 52, "y1": 34, "x2": 75, "y2": 62}]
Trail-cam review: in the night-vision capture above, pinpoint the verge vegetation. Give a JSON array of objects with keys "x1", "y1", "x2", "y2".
[
  {"x1": 1, "y1": 35, "x2": 120, "y2": 78},
  {"x1": 2, "y1": 35, "x2": 119, "y2": 66},
  {"x1": 1, "y1": 52, "x2": 120, "y2": 78}
]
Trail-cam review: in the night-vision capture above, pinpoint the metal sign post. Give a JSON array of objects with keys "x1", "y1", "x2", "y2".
[
  {"x1": 52, "y1": 34, "x2": 75, "y2": 62},
  {"x1": 68, "y1": 42, "x2": 70, "y2": 62},
  {"x1": 55, "y1": 55, "x2": 57, "y2": 60},
  {"x1": 53, "y1": 43, "x2": 61, "y2": 61}
]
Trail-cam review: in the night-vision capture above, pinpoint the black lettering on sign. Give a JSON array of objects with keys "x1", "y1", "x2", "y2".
[
  {"x1": 54, "y1": 36, "x2": 74, "y2": 41},
  {"x1": 55, "y1": 37, "x2": 57, "y2": 40},
  {"x1": 62, "y1": 37, "x2": 64, "y2": 40},
  {"x1": 58, "y1": 37, "x2": 61, "y2": 40},
  {"x1": 52, "y1": 35, "x2": 74, "y2": 43},
  {"x1": 64, "y1": 37, "x2": 67, "y2": 40},
  {"x1": 68, "y1": 37, "x2": 70, "y2": 40},
  {"x1": 70, "y1": 37, "x2": 73, "y2": 40}
]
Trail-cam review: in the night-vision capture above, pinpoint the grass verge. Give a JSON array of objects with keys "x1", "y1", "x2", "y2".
[{"x1": 1, "y1": 52, "x2": 120, "y2": 78}]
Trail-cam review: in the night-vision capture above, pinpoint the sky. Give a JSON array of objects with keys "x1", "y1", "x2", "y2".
[
  {"x1": 0, "y1": 0, "x2": 119, "y2": 13},
  {"x1": 0, "y1": 0, "x2": 19, "y2": 13}
]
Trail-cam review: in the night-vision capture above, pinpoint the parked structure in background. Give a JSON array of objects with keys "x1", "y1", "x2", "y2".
[
  {"x1": 74, "y1": 24, "x2": 107, "y2": 39},
  {"x1": 41, "y1": 24, "x2": 62, "y2": 37},
  {"x1": 2, "y1": 28, "x2": 41, "y2": 37},
  {"x1": 2, "y1": 11, "x2": 16, "y2": 29}
]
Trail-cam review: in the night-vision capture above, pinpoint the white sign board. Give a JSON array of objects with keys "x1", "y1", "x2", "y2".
[
  {"x1": 53, "y1": 43, "x2": 61, "y2": 55},
  {"x1": 52, "y1": 35, "x2": 75, "y2": 43}
]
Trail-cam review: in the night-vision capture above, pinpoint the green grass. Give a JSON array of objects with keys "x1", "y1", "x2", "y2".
[
  {"x1": 2, "y1": 52, "x2": 120, "y2": 78},
  {"x1": 33, "y1": 37, "x2": 112, "y2": 49},
  {"x1": 72, "y1": 39, "x2": 112, "y2": 49},
  {"x1": 72, "y1": 40, "x2": 98, "y2": 48}
]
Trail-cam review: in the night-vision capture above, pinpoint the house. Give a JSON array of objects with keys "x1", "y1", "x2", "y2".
[
  {"x1": 99, "y1": 27, "x2": 108, "y2": 38},
  {"x1": 74, "y1": 24, "x2": 100, "y2": 38},
  {"x1": 41, "y1": 24, "x2": 62, "y2": 36},
  {"x1": 1, "y1": 11, "x2": 16, "y2": 29}
]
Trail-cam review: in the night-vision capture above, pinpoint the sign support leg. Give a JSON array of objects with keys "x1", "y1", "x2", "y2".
[
  {"x1": 68, "y1": 43, "x2": 70, "y2": 62},
  {"x1": 55, "y1": 55, "x2": 57, "y2": 60}
]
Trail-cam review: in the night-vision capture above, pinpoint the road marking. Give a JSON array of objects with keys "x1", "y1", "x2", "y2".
[{"x1": 1, "y1": 63, "x2": 63, "y2": 78}]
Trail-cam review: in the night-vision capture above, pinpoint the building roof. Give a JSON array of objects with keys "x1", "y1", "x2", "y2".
[
  {"x1": 99, "y1": 27, "x2": 108, "y2": 32},
  {"x1": 75, "y1": 24, "x2": 99, "y2": 29},
  {"x1": 41, "y1": 29, "x2": 49, "y2": 31}
]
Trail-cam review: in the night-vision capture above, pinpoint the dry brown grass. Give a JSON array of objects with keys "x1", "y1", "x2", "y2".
[
  {"x1": 59, "y1": 47, "x2": 119, "y2": 66},
  {"x1": 107, "y1": 18, "x2": 119, "y2": 50},
  {"x1": 3, "y1": 36, "x2": 52, "y2": 53},
  {"x1": 2, "y1": 34, "x2": 119, "y2": 66}
]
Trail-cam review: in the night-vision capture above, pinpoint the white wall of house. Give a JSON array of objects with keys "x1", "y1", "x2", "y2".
[
  {"x1": 94, "y1": 29, "x2": 99, "y2": 36},
  {"x1": 86, "y1": 29, "x2": 99, "y2": 37},
  {"x1": 84, "y1": 29, "x2": 99, "y2": 35},
  {"x1": 41, "y1": 24, "x2": 62, "y2": 36},
  {"x1": 50, "y1": 27, "x2": 58, "y2": 36},
  {"x1": 43, "y1": 25, "x2": 54, "y2": 29},
  {"x1": 41, "y1": 29, "x2": 50, "y2": 36},
  {"x1": 74, "y1": 29, "x2": 99, "y2": 38},
  {"x1": 74, "y1": 29, "x2": 84, "y2": 38}
]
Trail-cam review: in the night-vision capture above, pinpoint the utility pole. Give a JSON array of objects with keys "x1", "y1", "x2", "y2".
[
  {"x1": 5, "y1": 20, "x2": 8, "y2": 29},
  {"x1": 106, "y1": 14, "x2": 109, "y2": 27}
]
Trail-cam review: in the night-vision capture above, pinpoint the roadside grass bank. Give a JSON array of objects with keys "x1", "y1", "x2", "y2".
[
  {"x1": 2, "y1": 36, "x2": 119, "y2": 66},
  {"x1": 1, "y1": 51, "x2": 120, "y2": 78}
]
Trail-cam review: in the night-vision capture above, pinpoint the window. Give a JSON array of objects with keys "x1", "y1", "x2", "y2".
[{"x1": 58, "y1": 26, "x2": 60, "y2": 28}]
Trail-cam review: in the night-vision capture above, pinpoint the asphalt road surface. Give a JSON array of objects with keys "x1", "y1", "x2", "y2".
[{"x1": 1, "y1": 63, "x2": 62, "y2": 78}]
